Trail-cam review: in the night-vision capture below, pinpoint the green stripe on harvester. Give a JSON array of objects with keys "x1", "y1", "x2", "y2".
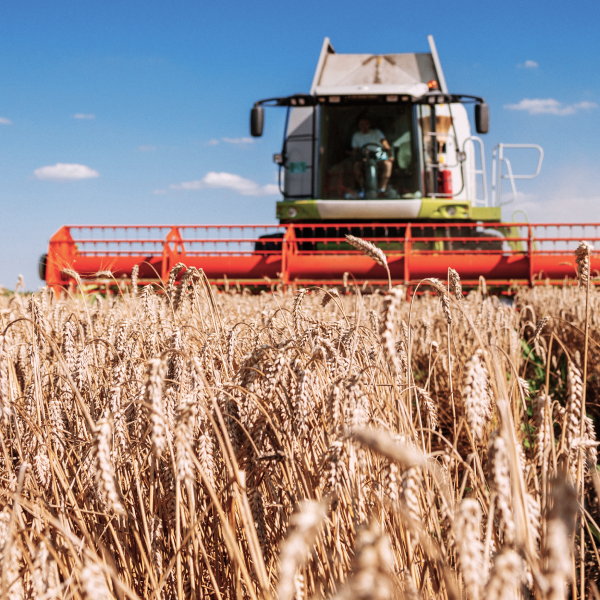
[
  {"x1": 277, "y1": 200, "x2": 321, "y2": 220},
  {"x1": 277, "y1": 199, "x2": 502, "y2": 222}
]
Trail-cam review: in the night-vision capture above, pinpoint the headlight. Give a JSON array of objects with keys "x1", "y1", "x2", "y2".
[
  {"x1": 446, "y1": 206, "x2": 457, "y2": 216},
  {"x1": 287, "y1": 207, "x2": 297, "y2": 218}
]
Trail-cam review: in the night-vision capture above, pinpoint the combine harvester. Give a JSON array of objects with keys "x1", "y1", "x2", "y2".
[{"x1": 40, "y1": 36, "x2": 600, "y2": 291}]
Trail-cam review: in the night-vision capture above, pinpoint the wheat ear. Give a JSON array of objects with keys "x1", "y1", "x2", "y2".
[
  {"x1": 345, "y1": 234, "x2": 391, "y2": 290},
  {"x1": 278, "y1": 500, "x2": 327, "y2": 600},
  {"x1": 574, "y1": 241, "x2": 593, "y2": 288}
]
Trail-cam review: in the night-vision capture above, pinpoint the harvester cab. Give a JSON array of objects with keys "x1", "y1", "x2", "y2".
[{"x1": 251, "y1": 36, "x2": 541, "y2": 226}]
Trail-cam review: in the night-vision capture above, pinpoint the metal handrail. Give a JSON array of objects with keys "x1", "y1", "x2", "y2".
[
  {"x1": 498, "y1": 144, "x2": 544, "y2": 179},
  {"x1": 462, "y1": 136, "x2": 488, "y2": 207},
  {"x1": 59, "y1": 222, "x2": 600, "y2": 233},
  {"x1": 498, "y1": 157, "x2": 518, "y2": 206},
  {"x1": 491, "y1": 143, "x2": 544, "y2": 206}
]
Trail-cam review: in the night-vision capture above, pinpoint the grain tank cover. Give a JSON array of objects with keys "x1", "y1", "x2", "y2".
[{"x1": 310, "y1": 38, "x2": 440, "y2": 98}]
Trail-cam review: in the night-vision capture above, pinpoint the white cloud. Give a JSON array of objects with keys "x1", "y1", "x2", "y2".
[
  {"x1": 517, "y1": 60, "x2": 538, "y2": 68},
  {"x1": 574, "y1": 101, "x2": 598, "y2": 110},
  {"x1": 138, "y1": 145, "x2": 157, "y2": 151},
  {"x1": 222, "y1": 137, "x2": 254, "y2": 144},
  {"x1": 205, "y1": 137, "x2": 255, "y2": 145},
  {"x1": 153, "y1": 189, "x2": 167, "y2": 195},
  {"x1": 0, "y1": 117, "x2": 12, "y2": 125},
  {"x1": 498, "y1": 190, "x2": 537, "y2": 207},
  {"x1": 509, "y1": 166, "x2": 599, "y2": 223},
  {"x1": 170, "y1": 171, "x2": 279, "y2": 196},
  {"x1": 73, "y1": 113, "x2": 95, "y2": 119},
  {"x1": 504, "y1": 98, "x2": 598, "y2": 115},
  {"x1": 34, "y1": 163, "x2": 100, "y2": 181},
  {"x1": 512, "y1": 193, "x2": 596, "y2": 224}
]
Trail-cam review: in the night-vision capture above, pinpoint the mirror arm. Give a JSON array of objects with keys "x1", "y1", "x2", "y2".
[
  {"x1": 254, "y1": 94, "x2": 317, "y2": 108},
  {"x1": 416, "y1": 92, "x2": 486, "y2": 105}
]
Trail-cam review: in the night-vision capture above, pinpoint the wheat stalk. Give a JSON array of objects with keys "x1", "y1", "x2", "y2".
[
  {"x1": 278, "y1": 500, "x2": 327, "y2": 600},
  {"x1": 456, "y1": 498, "x2": 484, "y2": 600},
  {"x1": 93, "y1": 417, "x2": 125, "y2": 514}
]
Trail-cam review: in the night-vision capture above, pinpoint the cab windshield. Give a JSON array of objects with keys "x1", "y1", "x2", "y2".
[{"x1": 318, "y1": 104, "x2": 420, "y2": 200}]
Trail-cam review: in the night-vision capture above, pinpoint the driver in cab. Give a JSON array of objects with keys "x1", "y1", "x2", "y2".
[{"x1": 351, "y1": 116, "x2": 394, "y2": 198}]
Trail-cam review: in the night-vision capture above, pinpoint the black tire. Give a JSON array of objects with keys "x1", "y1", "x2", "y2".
[
  {"x1": 254, "y1": 233, "x2": 285, "y2": 252},
  {"x1": 443, "y1": 227, "x2": 503, "y2": 251},
  {"x1": 38, "y1": 254, "x2": 48, "y2": 281},
  {"x1": 295, "y1": 225, "x2": 406, "y2": 251}
]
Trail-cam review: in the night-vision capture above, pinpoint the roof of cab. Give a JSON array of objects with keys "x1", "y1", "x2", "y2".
[{"x1": 310, "y1": 37, "x2": 444, "y2": 98}]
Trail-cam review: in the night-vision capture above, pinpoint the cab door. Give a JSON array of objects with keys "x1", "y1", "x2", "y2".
[{"x1": 283, "y1": 106, "x2": 317, "y2": 199}]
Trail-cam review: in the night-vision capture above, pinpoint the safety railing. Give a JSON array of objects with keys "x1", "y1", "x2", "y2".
[
  {"x1": 45, "y1": 222, "x2": 600, "y2": 289},
  {"x1": 63, "y1": 224, "x2": 286, "y2": 256},
  {"x1": 462, "y1": 136, "x2": 488, "y2": 207},
  {"x1": 491, "y1": 144, "x2": 544, "y2": 206}
]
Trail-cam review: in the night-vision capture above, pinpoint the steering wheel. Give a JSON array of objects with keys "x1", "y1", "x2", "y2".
[{"x1": 360, "y1": 142, "x2": 385, "y2": 160}]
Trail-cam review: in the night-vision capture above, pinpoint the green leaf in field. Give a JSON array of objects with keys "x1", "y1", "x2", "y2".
[
  {"x1": 588, "y1": 519, "x2": 600, "y2": 543},
  {"x1": 521, "y1": 338, "x2": 545, "y2": 380}
]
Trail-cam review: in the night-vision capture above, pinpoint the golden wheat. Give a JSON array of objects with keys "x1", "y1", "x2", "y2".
[{"x1": 0, "y1": 272, "x2": 597, "y2": 599}]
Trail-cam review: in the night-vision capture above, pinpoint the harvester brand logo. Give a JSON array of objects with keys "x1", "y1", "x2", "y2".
[{"x1": 288, "y1": 161, "x2": 307, "y2": 173}]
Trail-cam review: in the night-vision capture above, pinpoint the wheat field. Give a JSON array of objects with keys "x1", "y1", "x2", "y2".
[{"x1": 0, "y1": 256, "x2": 599, "y2": 600}]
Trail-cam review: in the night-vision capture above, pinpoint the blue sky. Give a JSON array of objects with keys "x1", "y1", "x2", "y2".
[{"x1": 1, "y1": 0, "x2": 599, "y2": 288}]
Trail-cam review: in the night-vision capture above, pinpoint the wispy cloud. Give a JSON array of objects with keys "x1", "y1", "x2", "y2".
[
  {"x1": 153, "y1": 189, "x2": 167, "y2": 195},
  {"x1": 0, "y1": 117, "x2": 12, "y2": 125},
  {"x1": 170, "y1": 172, "x2": 278, "y2": 196},
  {"x1": 138, "y1": 145, "x2": 157, "y2": 152},
  {"x1": 73, "y1": 113, "x2": 95, "y2": 119},
  {"x1": 222, "y1": 137, "x2": 254, "y2": 144},
  {"x1": 511, "y1": 166, "x2": 600, "y2": 224},
  {"x1": 206, "y1": 137, "x2": 255, "y2": 146},
  {"x1": 504, "y1": 98, "x2": 598, "y2": 115},
  {"x1": 517, "y1": 60, "x2": 538, "y2": 68},
  {"x1": 34, "y1": 163, "x2": 100, "y2": 181}
]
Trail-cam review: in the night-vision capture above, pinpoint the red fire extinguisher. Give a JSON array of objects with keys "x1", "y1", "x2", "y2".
[{"x1": 438, "y1": 169, "x2": 453, "y2": 197}]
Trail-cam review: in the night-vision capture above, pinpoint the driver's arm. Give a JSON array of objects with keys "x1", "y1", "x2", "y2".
[{"x1": 380, "y1": 137, "x2": 391, "y2": 153}]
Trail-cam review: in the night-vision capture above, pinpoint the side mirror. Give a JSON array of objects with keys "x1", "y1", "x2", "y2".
[
  {"x1": 475, "y1": 102, "x2": 489, "y2": 134},
  {"x1": 250, "y1": 106, "x2": 264, "y2": 137}
]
